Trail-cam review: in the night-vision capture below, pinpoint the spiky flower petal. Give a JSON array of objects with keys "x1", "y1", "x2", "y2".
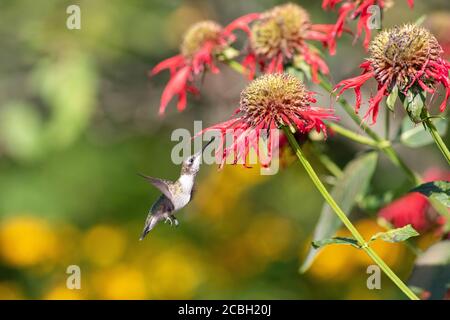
[
  {"x1": 369, "y1": 25, "x2": 442, "y2": 91},
  {"x1": 151, "y1": 14, "x2": 259, "y2": 114},
  {"x1": 243, "y1": 3, "x2": 336, "y2": 82},
  {"x1": 322, "y1": 0, "x2": 414, "y2": 50},
  {"x1": 201, "y1": 74, "x2": 337, "y2": 167},
  {"x1": 335, "y1": 24, "x2": 450, "y2": 123}
]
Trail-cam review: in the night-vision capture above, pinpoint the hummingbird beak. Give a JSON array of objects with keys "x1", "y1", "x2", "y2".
[{"x1": 202, "y1": 137, "x2": 215, "y2": 153}]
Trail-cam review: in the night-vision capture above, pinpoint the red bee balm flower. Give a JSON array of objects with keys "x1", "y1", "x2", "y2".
[
  {"x1": 322, "y1": 0, "x2": 414, "y2": 50},
  {"x1": 151, "y1": 15, "x2": 258, "y2": 114},
  {"x1": 201, "y1": 73, "x2": 337, "y2": 167},
  {"x1": 243, "y1": 3, "x2": 337, "y2": 83},
  {"x1": 334, "y1": 24, "x2": 450, "y2": 123},
  {"x1": 378, "y1": 169, "x2": 450, "y2": 233}
]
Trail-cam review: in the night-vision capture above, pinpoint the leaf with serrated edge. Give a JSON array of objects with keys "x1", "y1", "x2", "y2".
[
  {"x1": 300, "y1": 152, "x2": 378, "y2": 273},
  {"x1": 312, "y1": 237, "x2": 361, "y2": 249},
  {"x1": 370, "y1": 224, "x2": 419, "y2": 243}
]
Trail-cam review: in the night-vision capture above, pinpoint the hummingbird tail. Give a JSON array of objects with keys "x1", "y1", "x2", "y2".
[{"x1": 139, "y1": 215, "x2": 160, "y2": 240}]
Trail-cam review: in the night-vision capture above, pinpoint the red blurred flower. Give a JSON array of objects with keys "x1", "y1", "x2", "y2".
[
  {"x1": 242, "y1": 3, "x2": 337, "y2": 83},
  {"x1": 322, "y1": 0, "x2": 414, "y2": 50},
  {"x1": 151, "y1": 15, "x2": 258, "y2": 114},
  {"x1": 200, "y1": 73, "x2": 337, "y2": 167},
  {"x1": 378, "y1": 169, "x2": 450, "y2": 233},
  {"x1": 334, "y1": 24, "x2": 450, "y2": 123}
]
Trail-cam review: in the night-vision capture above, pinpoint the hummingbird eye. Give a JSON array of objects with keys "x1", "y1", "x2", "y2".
[{"x1": 188, "y1": 157, "x2": 194, "y2": 165}]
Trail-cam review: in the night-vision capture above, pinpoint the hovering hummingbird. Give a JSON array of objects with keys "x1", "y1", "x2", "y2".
[{"x1": 138, "y1": 138, "x2": 214, "y2": 240}]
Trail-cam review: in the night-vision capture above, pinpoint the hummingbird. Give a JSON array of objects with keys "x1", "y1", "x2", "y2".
[{"x1": 138, "y1": 138, "x2": 214, "y2": 240}]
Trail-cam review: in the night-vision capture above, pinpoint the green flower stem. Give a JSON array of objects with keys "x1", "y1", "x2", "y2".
[
  {"x1": 328, "y1": 123, "x2": 381, "y2": 148},
  {"x1": 385, "y1": 111, "x2": 391, "y2": 140},
  {"x1": 424, "y1": 117, "x2": 450, "y2": 165},
  {"x1": 283, "y1": 127, "x2": 419, "y2": 300},
  {"x1": 318, "y1": 75, "x2": 420, "y2": 184}
]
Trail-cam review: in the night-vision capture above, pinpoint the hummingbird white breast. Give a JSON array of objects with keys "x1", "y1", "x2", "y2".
[{"x1": 172, "y1": 174, "x2": 195, "y2": 210}]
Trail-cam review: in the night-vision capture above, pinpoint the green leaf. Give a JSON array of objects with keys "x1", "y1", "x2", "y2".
[
  {"x1": 411, "y1": 181, "x2": 450, "y2": 208},
  {"x1": 369, "y1": 224, "x2": 419, "y2": 243},
  {"x1": 312, "y1": 237, "x2": 361, "y2": 249},
  {"x1": 399, "y1": 117, "x2": 447, "y2": 148},
  {"x1": 300, "y1": 152, "x2": 378, "y2": 273},
  {"x1": 31, "y1": 52, "x2": 97, "y2": 150},
  {"x1": 401, "y1": 90, "x2": 426, "y2": 123},
  {"x1": 0, "y1": 101, "x2": 44, "y2": 161},
  {"x1": 386, "y1": 86, "x2": 398, "y2": 112}
]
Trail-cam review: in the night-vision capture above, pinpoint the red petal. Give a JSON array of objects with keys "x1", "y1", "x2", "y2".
[
  {"x1": 176, "y1": 90, "x2": 187, "y2": 112},
  {"x1": 334, "y1": 71, "x2": 373, "y2": 96},
  {"x1": 379, "y1": 192, "x2": 430, "y2": 232},
  {"x1": 242, "y1": 53, "x2": 257, "y2": 79},
  {"x1": 365, "y1": 83, "x2": 388, "y2": 124},
  {"x1": 223, "y1": 13, "x2": 260, "y2": 37},
  {"x1": 159, "y1": 66, "x2": 191, "y2": 115},
  {"x1": 151, "y1": 55, "x2": 185, "y2": 75}
]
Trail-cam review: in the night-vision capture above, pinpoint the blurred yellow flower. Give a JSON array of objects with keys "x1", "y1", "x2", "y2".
[
  {"x1": 417, "y1": 230, "x2": 443, "y2": 251},
  {"x1": 55, "y1": 224, "x2": 83, "y2": 266},
  {"x1": 195, "y1": 166, "x2": 266, "y2": 219},
  {"x1": 93, "y1": 265, "x2": 147, "y2": 300},
  {"x1": 44, "y1": 285, "x2": 84, "y2": 300},
  {"x1": 218, "y1": 214, "x2": 295, "y2": 277},
  {"x1": 244, "y1": 214, "x2": 294, "y2": 262},
  {"x1": 307, "y1": 219, "x2": 406, "y2": 281},
  {"x1": 0, "y1": 216, "x2": 57, "y2": 267},
  {"x1": 307, "y1": 240, "x2": 357, "y2": 281},
  {"x1": 147, "y1": 246, "x2": 203, "y2": 299},
  {"x1": 82, "y1": 225, "x2": 126, "y2": 267},
  {"x1": 0, "y1": 281, "x2": 24, "y2": 300}
]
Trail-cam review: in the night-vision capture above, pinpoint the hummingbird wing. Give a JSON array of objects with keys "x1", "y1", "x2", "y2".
[{"x1": 138, "y1": 173, "x2": 175, "y2": 202}]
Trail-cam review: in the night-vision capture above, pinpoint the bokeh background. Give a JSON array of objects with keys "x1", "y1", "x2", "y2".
[{"x1": 0, "y1": 0, "x2": 449, "y2": 299}]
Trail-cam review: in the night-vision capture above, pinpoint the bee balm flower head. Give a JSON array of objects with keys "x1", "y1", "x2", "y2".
[
  {"x1": 151, "y1": 14, "x2": 259, "y2": 115},
  {"x1": 335, "y1": 24, "x2": 450, "y2": 123},
  {"x1": 243, "y1": 3, "x2": 336, "y2": 82},
  {"x1": 201, "y1": 73, "x2": 337, "y2": 167}
]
